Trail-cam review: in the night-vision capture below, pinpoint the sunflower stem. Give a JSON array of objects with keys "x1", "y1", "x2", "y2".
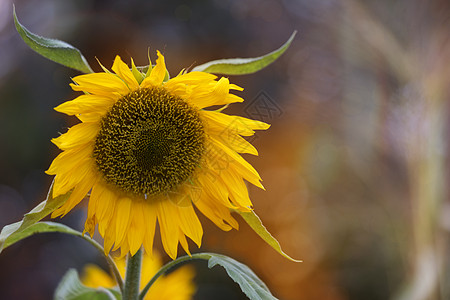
[
  {"x1": 123, "y1": 248, "x2": 143, "y2": 300},
  {"x1": 139, "y1": 253, "x2": 212, "y2": 300}
]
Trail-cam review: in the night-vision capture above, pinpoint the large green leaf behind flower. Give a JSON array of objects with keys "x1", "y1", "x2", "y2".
[
  {"x1": 13, "y1": 6, "x2": 93, "y2": 74},
  {"x1": 192, "y1": 31, "x2": 296, "y2": 75}
]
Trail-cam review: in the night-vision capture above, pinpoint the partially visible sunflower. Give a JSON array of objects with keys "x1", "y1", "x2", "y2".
[
  {"x1": 47, "y1": 51, "x2": 269, "y2": 259},
  {"x1": 82, "y1": 251, "x2": 196, "y2": 300}
]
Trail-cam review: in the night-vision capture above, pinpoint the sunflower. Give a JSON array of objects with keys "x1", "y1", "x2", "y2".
[
  {"x1": 82, "y1": 251, "x2": 196, "y2": 300},
  {"x1": 47, "y1": 51, "x2": 269, "y2": 259}
]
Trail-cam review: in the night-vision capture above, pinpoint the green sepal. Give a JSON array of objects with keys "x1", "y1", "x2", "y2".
[
  {"x1": 163, "y1": 69, "x2": 170, "y2": 82},
  {"x1": 192, "y1": 31, "x2": 296, "y2": 75},
  {"x1": 145, "y1": 49, "x2": 153, "y2": 77},
  {"x1": 13, "y1": 5, "x2": 93, "y2": 73},
  {"x1": 54, "y1": 269, "x2": 121, "y2": 300},
  {"x1": 236, "y1": 210, "x2": 302, "y2": 262},
  {"x1": 130, "y1": 58, "x2": 145, "y2": 84},
  {"x1": 0, "y1": 180, "x2": 71, "y2": 253}
]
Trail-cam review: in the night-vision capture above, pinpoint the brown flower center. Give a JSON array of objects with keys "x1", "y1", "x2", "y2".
[{"x1": 93, "y1": 87, "x2": 205, "y2": 197}]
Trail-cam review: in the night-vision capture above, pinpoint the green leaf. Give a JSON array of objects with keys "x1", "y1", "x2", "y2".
[
  {"x1": 54, "y1": 269, "x2": 121, "y2": 300},
  {"x1": 0, "y1": 220, "x2": 125, "y2": 294},
  {"x1": 1, "y1": 222, "x2": 80, "y2": 250},
  {"x1": 236, "y1": 210, "x2": 302, "y2": 262},
  {"x1": 207, "y1": 253, "x2": 277, "y2": 300},
  {"x1": 0, "y1": 180, "x2": 71, "y2": 253},
  {"x1": 140, "y1": 252, "x2": 278, "y2": 300},
  {"x1": 191, "y1": 31, "x2": 296, "y2": 75},
  {"x1": 13, "y1": 5, "x2": 93, "y2": 73}
]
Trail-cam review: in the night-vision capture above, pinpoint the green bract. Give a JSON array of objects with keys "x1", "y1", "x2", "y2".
[{"x1": 237, "y1": 210, "x2": 302, "y2": 262}]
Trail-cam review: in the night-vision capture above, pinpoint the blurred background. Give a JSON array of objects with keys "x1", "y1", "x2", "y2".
[{"x1": 1, "y1": 0, "x2": 450, "y2": 299}]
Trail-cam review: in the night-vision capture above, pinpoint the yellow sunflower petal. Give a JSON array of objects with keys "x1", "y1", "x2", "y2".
[
  {"x1": 51, "y1": 122, "x2": 99, "y2": 150},
  {"x1": 165, "y1": 71, "x2": 217, "y2": 87},
  {"x1": 229, "y1": 83, "x2": 244, "y2": 91},
  {"x1": 187, "y1": 77, "x2": 239, "y2": 108},
  {"x1": 178, "y1": 233, "x2": 191, "y2": 256},
  {"x1": 141, "y1": 201, "x2": 157, "y2": 257},
  {"x1": 83, "y1": 215, "x2": 96, "y2": 237},
  {"x1": 62, "y1": 170, "x2": 96, "y2": 216},
  {"x1": 87, "y1": 182, "x2": 103, "y2": 220},
  {"x1": 103, "y1": 222, "x2": 116, "y2": 255},
  {"x1": 81, "y1": 264, "x2": 116, "y2": 289},
  {"x1": 46, "y1": 143, "x2": 92, "y2": 175},
  {"x1": 50, "y1": 153, "x2": 94, "y2": 197},
  {"x1": 84, "y1": 184, "x2": 104, "y2": 237},
  {"x1": 71, "y1": 73, "x2": 130, "y2": 96},
  {"x1": 147, "y1": 264, "x2": 196, "y2": 300},
  {"x1": 207, "y1": 127, "x2": 258, "y2": 155},
  {"x1": 119, "y1": 242, "x2": 131, "y2": 258},
  {"x1": 141, "y1": 50, "x2": 166, "y2": 88},
  {"x1": 96, "y1": 184, "x2": 117, "y2": 227},
  {"x1": 202, "y1": 110, "x2": 270, "y2": 136},
  {"x1": 51, "y1": 167, "x2": 96, "y2": 218},
  {"x1": 127, "y1": 201, "x2": 147, "y2": 256},
  {"x1": 194, "y1": 195, "x2": 237, "y2": 231},
  {"x1": 196, "y1": 172, "x2": 235, "y2": 209},
  {"x1": 55, "y1": 94, "x2": 116, "y2": 116},
  {"x1": 111, "y1": 55, "x2": 140, "y2": 90},
  {"x1": 198, "y1": 183, "x2": 239, "y2": 229},
  {"x1": 76, "y1": 112, "x2": 105, "y2": 123},
  {"x1": 221, "y1": 169, "x2": 253, "y2": 208},
  {"x1": 115, "y1": 197, "x2": 133, "y2": 247},
  {"x1": 164, "y1": 71, "x2": 217, "y2": 100},
  {"x1": 156, "y1": 200, "x2": 180, "y2": 259},
  {"x1": 140, "y1": 252, "x2": 161, "y2": 285},
  {"x1": 175, "y1": 204, "x2": 203, "y2": 247},
  {"x1": 210, "y1": 136, "x2": 262, "y2": 183}
]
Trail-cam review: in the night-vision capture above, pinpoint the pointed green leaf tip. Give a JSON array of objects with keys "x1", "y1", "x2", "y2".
[
  {"x1": 192, "y1": 31, "x2": 297, "y2": 75},
  {"x1": 237, "y1": 210, "x2": 302, "y2": 262},
  {"x1": 0, "y1": 180, "x2": 71, "y2": 253},
  {"x1": 13, "y1": 5, "x2": 93, "y2": 73}
]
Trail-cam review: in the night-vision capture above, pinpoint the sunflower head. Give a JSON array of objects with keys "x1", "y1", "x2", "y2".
[{"x1": 47, "y1": 51, "x2": 270, "y2": 259}]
